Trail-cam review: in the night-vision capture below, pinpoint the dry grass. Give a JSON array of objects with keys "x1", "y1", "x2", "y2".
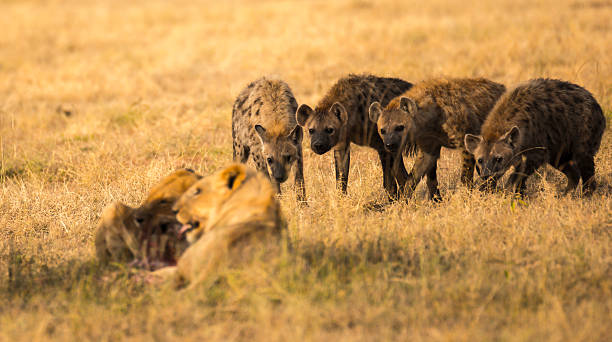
[{"x1": 1, "y1": 0, "x2": 611, "y2": 340}]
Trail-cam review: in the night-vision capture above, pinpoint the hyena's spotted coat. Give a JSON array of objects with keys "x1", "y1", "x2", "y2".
[
  {"x1": 464, "y1": 78, "x2": 605, "y2": 196},
  {"x1": 296, "y1": 74, "x2": 413, "y2": 199},
  {"x1": 232, "y1": 78, "x2": 305, "y2": 202},
  {"x1": 369, "y1": 77, "x2": 506, "y2": 200}
]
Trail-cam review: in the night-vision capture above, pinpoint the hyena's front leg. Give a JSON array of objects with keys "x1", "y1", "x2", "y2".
[
  {"x1": 334, "y1": 146, "x2": 350, "y2": 194},
  {"x1": 405, "y1": 148, "x2": 440, "y2": 200},
  {"x1": 460, "y1": 149, "x2": 476, "y2": 188},
  {"x1": 506, "y1": 158, "x2": 538, "y2": 196},
  {"x1": 294, "y1": 147, "x2": 306, "y2": 202},
  {"x1": 377, "y1": 149, "x2": 398, "y2": 200}
]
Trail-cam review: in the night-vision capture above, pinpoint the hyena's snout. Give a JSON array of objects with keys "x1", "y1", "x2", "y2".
[
  {"x1": 311, "y1": 134, "x2": 332, "y2": 155},
  {"x1": 382, "y1": 134, "x2": 402, "y2": 153},
  {"x1": 270, "y1": 164, "x2": 288, "y2": 183}
]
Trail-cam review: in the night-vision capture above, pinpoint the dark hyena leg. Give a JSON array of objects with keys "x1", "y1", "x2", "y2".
[
  {"x1": 405, "y1": 148, "x2": 439, "y2": 200},
  {"x1": 425, "y1": 157, "x2": 442, "y2": 202},
  {"x1": 423, "y1": 147, "x2": 442, "y2": 201},
  {"x1": 557, "y1": 160, "x2": 581, "y2": 194},
  {"x1": 377, "y1": 149, "x2": 398, "y2": 200},
  {"x1": 460, "y1": 149, "x2": 476, "y2": 188},
  {"x1": 294, "y1": 147, "x2": 306, "y2": 202},
  {"x1": 392, "y1": 151, "x2": 410, "y2": 198},
  {"x1": 334, "y1": 147, "x2": 351, "y2": 194},
  {"x1": 506, "y1": 159, "x2": 538, "y2": 196},
  {"x1": 577, "y1": 155, "x2": 596, "y2": 195}
]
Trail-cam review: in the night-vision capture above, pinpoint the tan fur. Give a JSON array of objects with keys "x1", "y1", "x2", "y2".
[
  {"x1": 154, "y1": 163, "x2": 282, "y2": 290},
  {"x1": 95, "y1": 169, "x2": 202, "y2": 268}
]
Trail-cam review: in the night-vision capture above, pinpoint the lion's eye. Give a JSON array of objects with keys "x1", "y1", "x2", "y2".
[
  {"x1": 325, "y1": 127, "x2": 334, "y2": 134},
  {"x1": 380, "y1": 129, "x2": 386, "y2": 135},
  {"x1": 477, "y1": 158, "x2": 483, "y2": 164},
  {"x1": 159, "y1": 199, "x2": 169, "y2": 204},
  {"x1": 308, "y1": 128, "x2": 315, "y2": 134},
  {"x1": 193, "y1": 188, "x2": 201, "y2": 195},
  {"x1": 395, "y1": 125, "x2": 404, "y2": 132},
  {"x1": 267, "y1": 157, "x2": 273, "y2": 164}
]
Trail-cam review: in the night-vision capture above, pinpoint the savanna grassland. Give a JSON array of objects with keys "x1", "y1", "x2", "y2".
[{"x1": 1, "y1": 0, "x2": 611, "y2": 340}]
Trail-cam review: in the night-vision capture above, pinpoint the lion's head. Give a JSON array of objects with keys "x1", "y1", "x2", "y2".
[
  {"x1": 173, "y1": 163, "x2": 280, "y2": 244},
  {"x1": 95, "y1": 168, "x2": 201, "y2": 268},
  {"x1": 169, "y1": 163, "x2": 283, "y2": 288}
]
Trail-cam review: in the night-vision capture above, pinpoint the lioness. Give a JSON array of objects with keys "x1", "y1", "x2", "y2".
[
  {"x1": 150, "y1": 163, "x2": 283, "y2": 289},
  {"x1": 95, "y1": 168, "x2": 202, "y2": 268}
]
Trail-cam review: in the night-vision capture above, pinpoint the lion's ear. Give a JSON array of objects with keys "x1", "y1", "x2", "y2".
[{"x1": 220, "y1": 164, "x2": 247, "y2": 190}]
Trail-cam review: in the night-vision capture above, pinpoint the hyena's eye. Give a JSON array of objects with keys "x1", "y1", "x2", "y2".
[
  {"x1": 380, "y1": 129, "x2": 386, "y2": 135},
  {"x1": 395, "y1": 125, "x2": 404, "y2": 132},
  {"x1": 308, "y1": 128, "x2": 315, "y2": 134},
  {"x1": 477, "y1": 158, "x2": 483, "y2": 164},
  {"x1": 325, "y1": 127, "x2": 334, "y2": 134},
  {"x1": 494, "y1": 156, "x2": 503, "y2": 164},
  {"x1": 283, "y1": 155, "x2": 292, "y2": 163},
  {"x1": 267, "y1": 157, "x2": 273, "y2": 164}
]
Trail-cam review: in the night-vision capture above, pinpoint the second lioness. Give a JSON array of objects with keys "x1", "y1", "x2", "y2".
[
  {"x1": 232, "y1": 77, "x2": 305, "y2": 201},
  {"x1": 369, "y1": 78, "x2": 505, "y2": 200}
]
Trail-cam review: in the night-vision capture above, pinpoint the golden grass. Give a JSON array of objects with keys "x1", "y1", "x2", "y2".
[{"x1": 1, "y1": 0, "x2": 611, "y2": 340}]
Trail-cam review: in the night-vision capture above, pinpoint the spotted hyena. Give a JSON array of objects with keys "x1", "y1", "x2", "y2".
[
  {"x1": 232, "y1": 77, "x2": 305, "y2": 202},
  {"x1": 296, "y1": 74, "x2": 413, "y2": 199},
  {"x1": 464, "y1": 78, "x2": 605, "y2": 196},
  {"x1": 369, "y1": 78, "x2": 506, "y2": 200}
]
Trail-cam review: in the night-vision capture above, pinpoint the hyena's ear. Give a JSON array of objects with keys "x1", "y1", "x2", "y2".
[
  {"x1": 254, "y1": 125, "x2": 267, "y2": 143},
  {"x1": 288, "y1": 125, "x2": 303, "y2": 144},
  {"x1": 330, "y1": 102, "x2": 348, "y2": 124},
  {"x1": 464, "y1": 134, "x2": 483, "y2": 154},
  {"x1": 399, "y1": 97, "x2": 417, "y2": 114},
  {"x1": 369, "y1": 102, "x2": 382, "y2": 123},
  {"x1": 296, "y1": 104, "x2": 313, "y2": 127},
  {"x1": 499, "y1": 126, "x2": 520, "y2": 146},
  {"x1": 220, "y1": 164, "x2": 247, "y2": 190}
]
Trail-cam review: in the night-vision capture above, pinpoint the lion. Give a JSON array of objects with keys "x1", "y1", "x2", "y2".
[
  {"x1": 95, "y1": 168, "x2": 202, "y2": 269},
  {"x1": 148, "y1": 163, "x2": 283, "y2": 289}
]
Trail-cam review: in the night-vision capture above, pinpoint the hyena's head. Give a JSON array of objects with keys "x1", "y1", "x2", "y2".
[
  {"x1": 296, "y1": 102, "x2": 347, "y2": 155},
  {"x1": 464, "y1": 126, "x2": 520, "y2": 181},
  {"x1": 369, "y1": 97, "x2": 416, "y2": 153},
  {"x1": 255, "y1": 124, "x2": 303, "y2": 184}
]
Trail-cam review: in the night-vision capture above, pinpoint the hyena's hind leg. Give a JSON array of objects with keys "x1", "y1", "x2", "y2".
[{"x1": 460, "y1": 149, "x2": 476, "y2": 188}]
